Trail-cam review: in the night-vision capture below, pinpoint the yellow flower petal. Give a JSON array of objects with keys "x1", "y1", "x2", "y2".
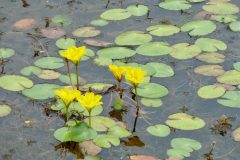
[
  {"x1": 125, "y1": 67, "x2": 147, "y2": 86},
  {"x1": 109, "y1": 64, "x2": 130, "y2": 81},
  {"x1": 77, "y1": 92, "x2": 103, "y2": 112},
  {"x1": 60, "y1": 46, "x2": 86, "y2": 64},
  {"x1": 54, "y1": 87, "x2": 81, "y2": 106}
]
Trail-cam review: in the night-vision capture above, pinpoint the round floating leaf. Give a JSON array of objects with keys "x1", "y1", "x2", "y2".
[
  {"x1": 81, "y1": 105, "x2": 103, "y2": 117},
  {"x1": 165, "y1": 113, "x2": 205, "y2": 130},
  {"x1": 203, "y1": 2, "x2": 239, "y2": 15},
  {"x1": 136, "y1": 83, "x2": 169, "y2": 98},
  {"x1": 37, "y1": 70, "x2": 61, "y2": 80},
  {"x1": 22, "y1": 83, "x2": 60, "y2": 100},
  {"x1": 59, "y1": 73, "x2": 85, "y2": 85},
  {"x1": 194, "y1": 65, "x2": 225, "y2": 76},
  {"x1": 84, "y1": 39, "x2": 112, "y2": 47},
  {"x1": 196, "y1": 52, "x2": 225, "y2": 64},
  {"x1": 85, "y1": 116, "x2": 115, "y2": 132},
  {"x1": 181, "y1": 20, "x2": 216, "y2": 36},
  {"x1": 159, "y1": 0, "x2": 191, "y2": 11},
  {"x1": 232, "y1": 128, "x2": 240, "y2": 142},
  {"x1": 93, "y1": 134, "x2": 120, "y2": 148},
  {"x1": 146, "y1": 62, "x2": 174, "y2": 78},
  {"x1": 141, "y1": 98, "x2": 163, "y2": 107},
  {"x1": 13, "y1": 18, "x2": 37, "y2": 30},
  {"x1": 233, "y1": 62, "x2": 240, "y2": 71},
  {"x1": 147, "y1": 124, "x2": 170, "y2": 137},
  {"x1": 198, "y1": 85, "x2": 226, "y2": 99},
  {"x1": 229, "y1": 21, "x2": 240, "y2": 32},
  {"x1": 195, "y1": 38, "x2": 227, "y2": 52},
  {"x1": 130, "y1": 155, "x2": 161, "y2": 160},
  {"x1": 82, "y1": 83, "x2": 114, "y2": 93},
  {"x1": 146, "y1": 25, "x2": 180, "y2": 37},
  {"x1": 0, "y1": 75, "x2": 33, "y2": 92},
  {"x1": 52, "y1": 15, "x2": 72, "y2": 26},
  {"x1": 108, "y1": 126, "x2": 131, "y2": 138},
  {"x1": 115, "y1": 31, "x2": 152, "y2": 46},
  {"x1": 0, "y1": 48, "x2": 15, "y2": 59},
  {"x1": 56, "y1": 38, "x2": 76, "y2": 49},
  {"x1": 0, "y1": 105, "x2": 11, "y2": 117},
  {"x1": 217, "y1": 70, "x2": 240, "y2": 85},
  {"x1": 34, "y1": 57, "x2": 64, "y2": 69},
  {"x1": 85, "y1": 155, "x2": 102, "y2": 160},
  {"x1": 41, "y1": 28, "x2": 66, "y2": 39},
  {"x1": 81, "y1": 49, "x2": 95, "y2": 61},
  {"x1": 214, "y1": 15, "x2": 237, "y2": 23},
  {"x1": 100, "y1": 9, "x2": 131, "y2": 21},
  {"x1": 72, "y1": 27, "x2": 101, "y2": 38},
  {"x1": 170, "y1": 43, "x2": 201, "y2": 60},
  {"x1": 90, "y1": 19, "x2": 109, "y2": 26},
  {"x1": 54, "y1": 127, "x2": 71, "y2": 142},
  {"x1": 20, "y1": 66, "x2": 42, "y2": 76},
  {"x1": 126, "y1": 5, "x2": 148, "y2": 16},
  {"x1": 171, "y1": 138, "x2": 201, "y2": 152},
  {"x1": 97, "y1": 47, "x2": 136, "y2": 59},
  {"x1": 136, "y1": 42, "x2": 172, "y2": 56},
  {"x1": 167, "y1": 148, "x2": 190, "y2": 159},
  {"x1": 217, "y1": 91, "x2": 240, "y2": 108},
  {"x1": 94, "y1": 57, "x2": 112, "y2": 66},
  {"x1": 189, "y1": 0, "x2": 205, "y2": 2}
]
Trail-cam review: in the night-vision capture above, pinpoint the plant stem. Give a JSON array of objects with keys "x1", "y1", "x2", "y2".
[
  {"x1": 117, "y1": 80, "x2": 123, "y2": 99},
  {"x1": 132, "y1": 85, "x2": 139, "y2": 133},
  {"x1": 66, "y1": 59, "x2": 73, "y2": 87},
  {"x1": 66, "y1": 105, "x2": 69, "y2": 123},
  {"x1": 75, "y1": 63, "x2": 79, "y2": 90},
  {"x1": 89, "y1": 112, "x2": 91, "y2": 127}
]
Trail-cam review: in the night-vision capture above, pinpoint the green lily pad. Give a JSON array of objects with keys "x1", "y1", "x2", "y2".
[
  {"x1": 34, "y1": 57, "x2": 64, "y2": 69},
  {"x1": 146, "y1": 25, "x2": 180, "y2": 37},
  {"x1": 82, "y1": 83, "x2": 114, "y2": 93},
  {"x1": 167, "y1": 148, "x2": 190, "y2": 159},
  {"x1": 93, "y1": 134, "x2": 120, "y2": 148},
  {"x1": 0, "y1": 48, "x2": 15, "y2": 59},
  {"x1": 165, "y1": 113, "x2": 205, "y2": 130},
  {"x1": 0, "y1": 75, "x2": 33, "y2": 92},
  {"x1": 195, "y1": 38, "x2": 227, "y2": 52},
  {"x1": 233, "y1": 62, "x2": 240, "y2": 71},
  {"x1": 229, "y1": 21, "x2": 240, "y2": 32},
  {"x1": 194, "y1": 65, "x2": 225, "y2": 76},
  {"x1": 141, "y1": 98, "x2": 163, "y2": 107},
  {"x1": 37, "y1": 70, "x2": 61, "y2": 80},
  {"x1": 215, "y1": 15, "x2": 237, "y2": 23},
  {"x1": 196, "y1": 52, "x2": 225, "y2": 64},
  {"x1": 94, "y1": 57, "x2": 112, "y2": 66},
  {"x1": 136, "y1": 42, "x2": 172, "y2": 56},
  {"x1": 108, "y1": 126, "x2": 131, "y2": 138},
  {"x1": 126, "y1": 5, "x2": 148, "y2": 16},
  {"x1": 171, "y1": 138, "x2": 201, "y2": 152},
  {"x1": 115, "y1": 31, "x2": 152, "y2": 46},
  {"x1": 217, "y1": 91, "x2": 240, "y2": 108},
  {"x1": 58, "y1": 73, "x2": 85, "y2": 85},
  {"x1": 72, "y1": 27, "x2": 101, "y2": 38},
  {"x1": 85, "y1": 116, "x2": 115, "y2": 132},
  {"x1": 20, "y1": 66, "x2": 42, "y2": 76},
  {"x1": 170, "y1": 43, "x2": 201, "y2": 60},
  {"x1": 56, "y1": 38, "x2": 76, "y2": 49},
  {"x1": 100, "y1": 9, "x2": 131, "y2": 21},
  {"x1": 81, "y1": 49, "x2": 95, "y2": 61},
  {"x1": 22, "y1": 83, "x2": 60, "y2": 100},
  {"x1": 54, "y1": 122, "x2": 97, "y2": 142},
  {"x1": 90, "y1": 19, "x2": 109, "y2": 26},
  {"x1": 52, "y1": 15, "x2": 72, "y2": 26},
  {"x1": 198, "y1": 85, "x2": 226, "y2": 99},
  {"x1": 97, "y1": 47, "x2": 136, "y2": 59},
  {"x1": 181, "y1": 20, "x2": 216, "y2": 36},
  {"x1": 159, "y1": 0, "x2": 191, "y2": 11},
  {"x1": 0, "y1": 105, "x2": 11, "y2": 117},
  {"x1": 203, "y1": 2, "x2": 239, "y2": 15},
  {"x1": 146, "y1": 62, "x2": 174, "y2": 78},
  {"x1": 136, "y1": 83, "x2": 169, "y2": 98},
  {"x1": 147, "y1": 124, "x2": 170, "y2": 137},
  {"x1": 217, "y1": 70, "x2": 240, "y2": 85}
]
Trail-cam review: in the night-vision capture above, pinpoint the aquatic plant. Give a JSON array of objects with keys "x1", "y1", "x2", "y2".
[{"x1": 60, "y1": 46, "x2": 86, "y2": 89}]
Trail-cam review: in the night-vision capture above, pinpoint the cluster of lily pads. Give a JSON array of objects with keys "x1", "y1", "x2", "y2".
[{"x1": 1, "y1": 0, "x2": 240, "y2": 159}]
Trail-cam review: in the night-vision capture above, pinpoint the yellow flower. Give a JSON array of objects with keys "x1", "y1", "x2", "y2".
[
  {"x1": 109, "y1": 64, "x2": 130, "y2": 81},
  {"x1": 60, "y1": 46, "x2": 86, "y2": 64},
  {"x1": 77, "y1": 92, "x2": 103, "y2": 112},
  {"x1": 125, "y1": 67, "x2": 147, "y2": 86},
  {"x1": 54, "y1": 87, "x2": 81, "y2": 106}
]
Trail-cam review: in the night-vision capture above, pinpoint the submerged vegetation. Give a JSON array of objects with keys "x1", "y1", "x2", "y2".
[{"x1": 1, "y1": 0, "x2": 240, "y2": 159}]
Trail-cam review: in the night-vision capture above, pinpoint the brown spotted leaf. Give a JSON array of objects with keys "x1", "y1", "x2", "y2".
[
  {"x1": 129, "y1": 155, "x2": 161, "y2": 160},
  {"x1": 84, "y1": 39, "x2": 112, "y2": 47},
  {"x1": 41, "y1": 28, "x2": 66, "y2": 39},
  {"x1": 14, "y1": 18, "x2": 37, "y2": 30},
  {"x1": 79, "y1": 141, "x2": 102, "y2": 156}
]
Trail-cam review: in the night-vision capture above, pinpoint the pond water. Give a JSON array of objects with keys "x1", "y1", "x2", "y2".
[{"x1": 1, "y1": 0, "x2": 240, "y2": 160}]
